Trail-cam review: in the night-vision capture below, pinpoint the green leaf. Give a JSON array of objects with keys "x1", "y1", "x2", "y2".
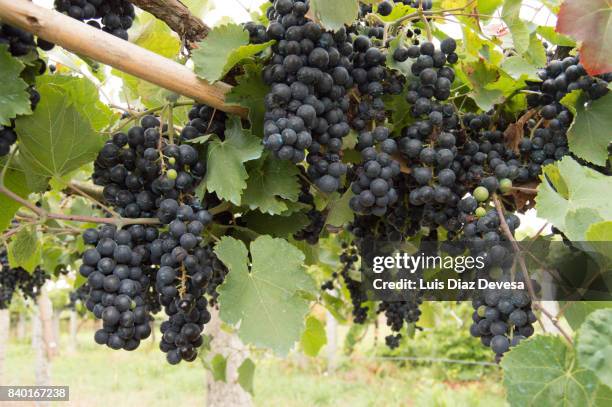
[
  {"x1": 310, "y1": 0, "x2": 359, "y2": 31},
  {"x1": 376, "y1": 3, "x2": 415, "y2": 22},
  {"x1": 563, "y1": 302, "x2": 612, "y2": 330},
  {"x1": 193, "y1": 23, "x2": 273, "y2": 83},
  {"x1": 225, "y1": 63, "x2": 268, "y2": 136},
  {"x1": 566, "y1": 92, "x2": 612, "y2": 166},
  {"x1": 385, "y1": 32, "x2": 413, "y2": 77},
  {"x1": 0, "y1": 160, "x2": 31, "y2": 234},
  {"x1": 300, "y1": 316, "x2": 327, "y2": 357},
  {"x1": 576, "y1": 309, "x2": 612, "y2": 388},
  {"x1": 215, "y1": 235, "x2": 315, "y2": 354},
  {"x1": 500, "y1": 56, "x2": 539, "y2": 80},
  {"x1": 460, "y1": 60, "x2": 504, "y2": 111},
  {"x1": 0, "y1": 45, "x2": 32, "y2": 125},
  {"x1": 501, "y1": 335, "x2": 612, "y2": 407},
  {"x1": 536, "y1": 156, "x2": 612, "y2": 240},
  {"x1": 326, "y1": 188, "x2": 354, "y2": 227},
  {"x1": 237, "y1": 358, "x2": 255, "y2": 395},
  {"x1": 536, "y1": 26, "x2": 576, "y2": 47},
  {"x1": 36, "y1": 75, "x2": 115, "y2": 132},
  {"x1": 113, "y1": 14, "x2": 182, "y2": 109},
  {"x1": 477, "y1": 0, "x2": 503, "y2": 15},
  {"x1": 130, "y1": 14, "x2": 181, "y2": 58},
  {"x1": 586, "y1": 221, "x2": 612, "y2": 241},
  {"x1": 15, "y1": 86, "x2": 103, "y2": 182},
  {"x1": 8, "y1": 226, "x2": 41, "y2": 273},
  {"x1": 205, "y1": 117, "x2": 263, "y2": 205},
  {"x1": 210, "y1": 354, "x2": 227, "y2": 382},
  {"x1": 501, "y1": 0, "x2": 530, "y2": 55},
  {"x1": 560, "y1": 89, "x2": 581, "y2": 116},
  {"x1": 242, "y1": 211, "x2": 310, "y2": 237},
  {"x1": 242, "y1": 154, "x2": 300, "y2": 215}
]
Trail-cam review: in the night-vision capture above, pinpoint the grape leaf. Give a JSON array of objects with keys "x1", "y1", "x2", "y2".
[
  {"x1": 536, "y1": 156, "x2": 612, "y2": 240},
  {"x1": 501, "y1": 56, "x2": 540, "y2": 80},
  {"x1": 376, "y1": 3, "x2": 415, "y2": 22},
  {"x1": 210, "y1": 354, "x2": 227, "y2": 382},
  {"x1": 242, "y1": 211, "x2": 310, "y2": 237},
  {"x1": 477, "y1": 0, "x2": 504, "y2": 15},
  {"x1": 556, "y1": 0, "x2": 612, "y2": 75},
  {"x1": 576, "y1": 309, "x2": 612, "y2": 388},
  {"x1": 326, "y1": 188, "x2": 354, "y2": 227},
  {"x1": 310, "y1": 0, "x2": 359, "y2": 31},
  {"x1": 242, "y1": 154, "x2": 300, "y2": 215},
  {"x1": 225, "y1": 64, "x2": 268, "y2": 136},
  {"x1": 385, "y1": 32, "x2": 413, "y2": 77},
  {"x1": 215, "y1": 235, "x2": 315, "y2": 354},
  {"x1": 0, "y1": 45, "x2": 32, "y2": 125},
  {"x1": 205, "y1": 117, "x2": 263, "y2": 205},
  {"x1": 8, "y1": 226, "x2": 41, "y2": 273},
  {"x1": 501, "y1": 0, "x2": 530, "y2": 55},
  {"x1": 36, "y1": 75, "x2": 115, "y2": 132},
  {"x1": 113, "y1": 15, "x2": 184, "y2": 110},
  {"x1": 460, "y1": 61, "x2": 504, "y2": 111},
  {"x1": 0, "y1": 160, "x2": 30, "y2": 234},
  {"x1": 566, "y1": 92, "x2": 612, "y2": 167},
  {"x1": 536, "y1": 26, "x2": 576, "y2": 47},
  {"x1": 562, "y1": 301, "x2": 612, "y2": 330},
  {"x1": 300, "y1": 316, "x2": 327, "y2": 357},
  {"x1": 15, "y1": 86, "x2": 104, "y2": 181},
  {"x1": 192, "y1": 23, "x2": 273, "y2": 83},
  {"x1": 237, "y1": 358, "x2": 255, "y2": 395},
  {"x1": 501, "y1": 335, "x2": 612, "y2": 407}
]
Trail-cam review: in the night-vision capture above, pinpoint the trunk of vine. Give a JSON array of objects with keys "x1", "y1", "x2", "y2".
[
  {"x1": 32, "y1": 304, "x2": 50, "y2": 407},
  {"x1": 52, "y1": 309, "x2": 61, "y2": 351},
  {"x1": 68, "y1": 310, "x2": 78, "y2": 353},
  {"x1": 325, "y1": 310, "x2": 338, "y2": 373},
  {"x1": 0, "y1": 309, "x2": 10, "y2": 384},
  {"x1": 17, "y1": 312, "x2": 27, "y2": 341},
  {"x1": 204, "y1": 308, "x2": 253, "y2": 407}
]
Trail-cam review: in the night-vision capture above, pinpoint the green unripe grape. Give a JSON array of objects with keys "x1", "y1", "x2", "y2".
[
  {"x1": 499, "y1": 178, "x2": 512, "y2": 194},
  {"x1": 474, "y1": 186, "x2": 489, "y2": 202},
  {"x1": 168, "y1": 157, "x2": 176, "y2": 165},
  {"x1": 477, "y1": 305, "x2": 487, "y2": 318},
  {"x1": 475, "y1": 207, "x2": 486, "y2": 218},
  {"x1": 167, "y1": 169, "x2": 178, "y2": 180}
]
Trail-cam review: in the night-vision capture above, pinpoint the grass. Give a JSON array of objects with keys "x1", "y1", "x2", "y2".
[{"x1": 3, "y1": 329, "x2": 508, "y2": 407}]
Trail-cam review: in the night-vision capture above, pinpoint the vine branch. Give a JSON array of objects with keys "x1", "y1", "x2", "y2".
[
  {"x1": 492, "y1": 194, "x2": 574, "y2": 345},
  {"x1": 129, "y1": 0, "x2": 209, "y2": 44}
]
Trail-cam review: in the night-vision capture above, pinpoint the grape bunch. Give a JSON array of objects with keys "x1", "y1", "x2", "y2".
[
  {"x1": 0, "y1": 23, "x2": 54, "y2": 56},
  {"x1": 350, "y1": 127, "x2": 401, "y2": 216},
  {"x1": 262, "y1": 0, "x2": 352, "y2": 192},
  {"x1": 54, "y1": 0, "x2": 135, "y2": 40},
  {"x1": 92, "y1": 115, "x2": 206, "y2": 219},
  {"x1": 519, "y1": 55, "x2": 610, "y2": 176},
  {"x1": 470, "y1": 289, "x2": 536, "y2": 362},
  {"x1": 181, "y1": 104, "x2": 227, "y2": 141},
  {"x1": 293, "y1": 172, "x2": 326, "y2": 244},
  {"x1": 0, "y1": 125, "x2": 18, "y2": 158},
  {"x1": 67, "y1": 283, "x2": 90, "y2": 310},
  {"x1": 81, "y1": 224, "x2": 155, "y2": 351},
  {"x1": 0, "y1": 250, "x2": 49, "y2": 309},
  {"x1": 83, "y1": 111, "x2": 227, "y2": 363}
]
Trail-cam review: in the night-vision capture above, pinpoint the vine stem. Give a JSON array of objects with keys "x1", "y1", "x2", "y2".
[
  {"x1": 492, "y1": 194, "x2": 574, "y2": 345},
  {"x1": 0, "y1": 158, "x2": 160, "y2": 228},
  {"x1": 510, "y1": 186, "x2": 538, "y2": 194}
]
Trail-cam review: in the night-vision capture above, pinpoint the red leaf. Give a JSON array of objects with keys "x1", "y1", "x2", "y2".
[{"x1": 556, "y1": 0, "x2": 612, "y2": 75}]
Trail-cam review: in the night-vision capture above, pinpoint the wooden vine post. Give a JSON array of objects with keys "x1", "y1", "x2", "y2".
[{"x1": 0, "y1": 0, "x2": 247, "y2": 117}]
